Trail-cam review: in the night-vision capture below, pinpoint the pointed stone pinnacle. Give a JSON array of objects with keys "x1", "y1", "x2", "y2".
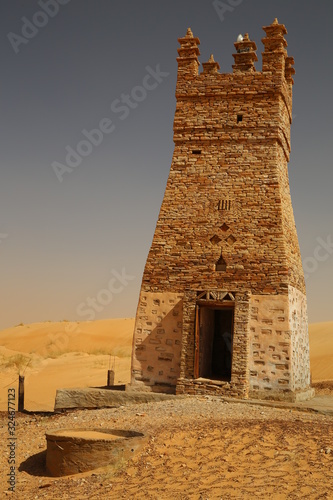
[
  {"x1": 208, "y1": 54, "x2": 215, "y2": 63},
  {"x1": 186, "y1": 27, "x2": 193, "y2": 37}
]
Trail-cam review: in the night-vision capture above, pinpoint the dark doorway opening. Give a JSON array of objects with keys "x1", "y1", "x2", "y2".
[{"x1": 196, "y1": 307, "x2": 233, "y2": 381}]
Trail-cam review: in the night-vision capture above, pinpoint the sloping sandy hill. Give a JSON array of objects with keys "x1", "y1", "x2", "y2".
[
  {"x1": 0, "y1": 319, "x2": 134, "y2": 411},
  {"x1": 309, "y1": 321, "x2": 333, "y2": 381},
  {"x1": 0, "y1": 318, "x2": 134, "y2": 357},
  {"x1": 0, "y1": 319, "x2": 331, "y2": 411}
]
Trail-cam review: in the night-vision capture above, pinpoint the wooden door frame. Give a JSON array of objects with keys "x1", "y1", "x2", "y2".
[
  {"x1": 194, "y1": 303, "x2": 235, "y2": 380},
  {"x1": 194, "y1": 305, "x2": 200, "y2": 378}
]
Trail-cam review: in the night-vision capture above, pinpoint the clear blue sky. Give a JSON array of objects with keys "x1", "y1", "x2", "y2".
[{"x1": 1, "y1": 0, "x2": 332, "y2": 329}]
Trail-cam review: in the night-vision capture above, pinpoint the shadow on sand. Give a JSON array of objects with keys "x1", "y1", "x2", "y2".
[{"x1": 19, "y1": 450, "x2": 49, "y2": 477}]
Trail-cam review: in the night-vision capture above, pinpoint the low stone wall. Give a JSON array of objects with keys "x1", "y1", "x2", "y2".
[
  {"x1": 176, "y1": 378, "x2": 245, "y2": 398},
  {"x1": 54, "y1": 388, "x2": 177, "y2": 412}
]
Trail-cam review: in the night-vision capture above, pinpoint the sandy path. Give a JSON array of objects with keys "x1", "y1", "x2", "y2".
[{"x1": 1, "y1": 397, "x2": 332, "y2": 499}]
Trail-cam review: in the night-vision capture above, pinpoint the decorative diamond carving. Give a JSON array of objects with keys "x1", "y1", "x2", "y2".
[
  {"x1": 210, "y1": 235, "x2": 222, "y2": 245},
  {"x1": 220, "y1": 223, "x2": 229, "y2": 232},
  {"x1": 226, "y1": 235, "x2": 236, "y2": 245}
]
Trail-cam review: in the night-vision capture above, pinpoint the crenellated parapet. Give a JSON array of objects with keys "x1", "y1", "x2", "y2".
[
  {"x1": 176, "y1": 27, "x2": 201, "y2": 80},
  {"x1": 202, "y1": 54, "x2": 220, "y2": 75},
  {"x1": 174, "y1": 19, "x2": 295, "y2": 161},
  {"x1": 232, "y1": 33, "x2": 258, "y2": 73},
  {"x1": 285, "y1": 56, "x2": 296, "y2": 86},
  {"x1": 262, "y1": 18, "x2": 288, "y2": 77},
  {"x1": 176, "y1": 19, "x2": 294, "y2": 81}
]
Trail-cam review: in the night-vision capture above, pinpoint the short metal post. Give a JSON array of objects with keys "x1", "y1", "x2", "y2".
[
  {"x1": 107, "y1": 370, "x2": 115, "y2": 387},
  {"x1": 18, "y1": 375, "x2": 25, "y2": 412}
]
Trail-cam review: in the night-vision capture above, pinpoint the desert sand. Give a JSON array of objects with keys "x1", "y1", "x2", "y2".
[
  {"x1": 0, "y1": 318, "x2": 332, "y2": 412},
  {"x1": 0, "y1": 319, "x2": 333, "y2": 498},
  {"x1": 1, "y1": 398, "x2": 333, "y2": 498},
  {"x1": 308, "y1": 321, "x2": 333, "y2": 381},
  {"x1": 0, "y1": 318, "x2": 134, "y2": 411}
]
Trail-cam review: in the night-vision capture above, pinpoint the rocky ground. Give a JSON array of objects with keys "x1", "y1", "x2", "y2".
[{"x1": 1, "y1": 396, "x2": 333, "y2": 499}]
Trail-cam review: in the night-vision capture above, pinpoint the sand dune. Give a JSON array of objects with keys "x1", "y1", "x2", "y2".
[
  {"x1": 0, "y1": 318, "x2": 134, "y2": 356},
  {"x1": 0, "y1": 319, "x2": 134, "y2": 411},
  {"x1": 309, "y1": 321, "x2": 333, "y2": 382},
  {"x1": 0, "y1": 318, "x2": 331, "y2": 411}
]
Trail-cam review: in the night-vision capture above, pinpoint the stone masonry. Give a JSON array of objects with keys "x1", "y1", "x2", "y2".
[{"x1": 131, "y1": 20, "x2": 314, "y2": 402}]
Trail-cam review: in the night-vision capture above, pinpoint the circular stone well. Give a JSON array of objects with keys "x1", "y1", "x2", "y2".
[{"x1": 45, "y1": 428, "x2": 146, "y2": 477}]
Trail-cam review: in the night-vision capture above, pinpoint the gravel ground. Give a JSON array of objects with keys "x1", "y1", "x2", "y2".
[{"x1": 1, "y1": 396, "x2": 333, "y2": 499}]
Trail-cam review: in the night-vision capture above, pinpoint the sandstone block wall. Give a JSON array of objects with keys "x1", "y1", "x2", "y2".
[
  {"x1": 131, "y1": 292, "x2": 183, "y2": 388},
  {"x1": 248, "y1": 293, "x2": 291, "y2": 397},
  {"x1": 248, "y1": 286, "x2": 310, "y2": 400},
  {"x1": 289, "y1": 286, "x2": 310, "y2": 391}
]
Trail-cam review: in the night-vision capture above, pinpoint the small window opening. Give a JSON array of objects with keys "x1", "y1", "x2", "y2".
[
  {"x1": 218, "y1": 199, "x2": 232, "y2": 211},
  {"x1": 192, "y1": 149, "x2": 202, "y2": 154},
  {"x1": 215, "y1": 250, "x2": 227, "y2": 272},
  {"x1": 237, "y1": 114, "x2": 243, "y2": 123},
  {"x1": 216, "y1": 262, "x2": 226, "y2": 272}
]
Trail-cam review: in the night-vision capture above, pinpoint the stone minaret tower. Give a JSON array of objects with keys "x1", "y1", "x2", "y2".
[{"x1": 131, "y1": 20, "x2": 313, "y2": 402}]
